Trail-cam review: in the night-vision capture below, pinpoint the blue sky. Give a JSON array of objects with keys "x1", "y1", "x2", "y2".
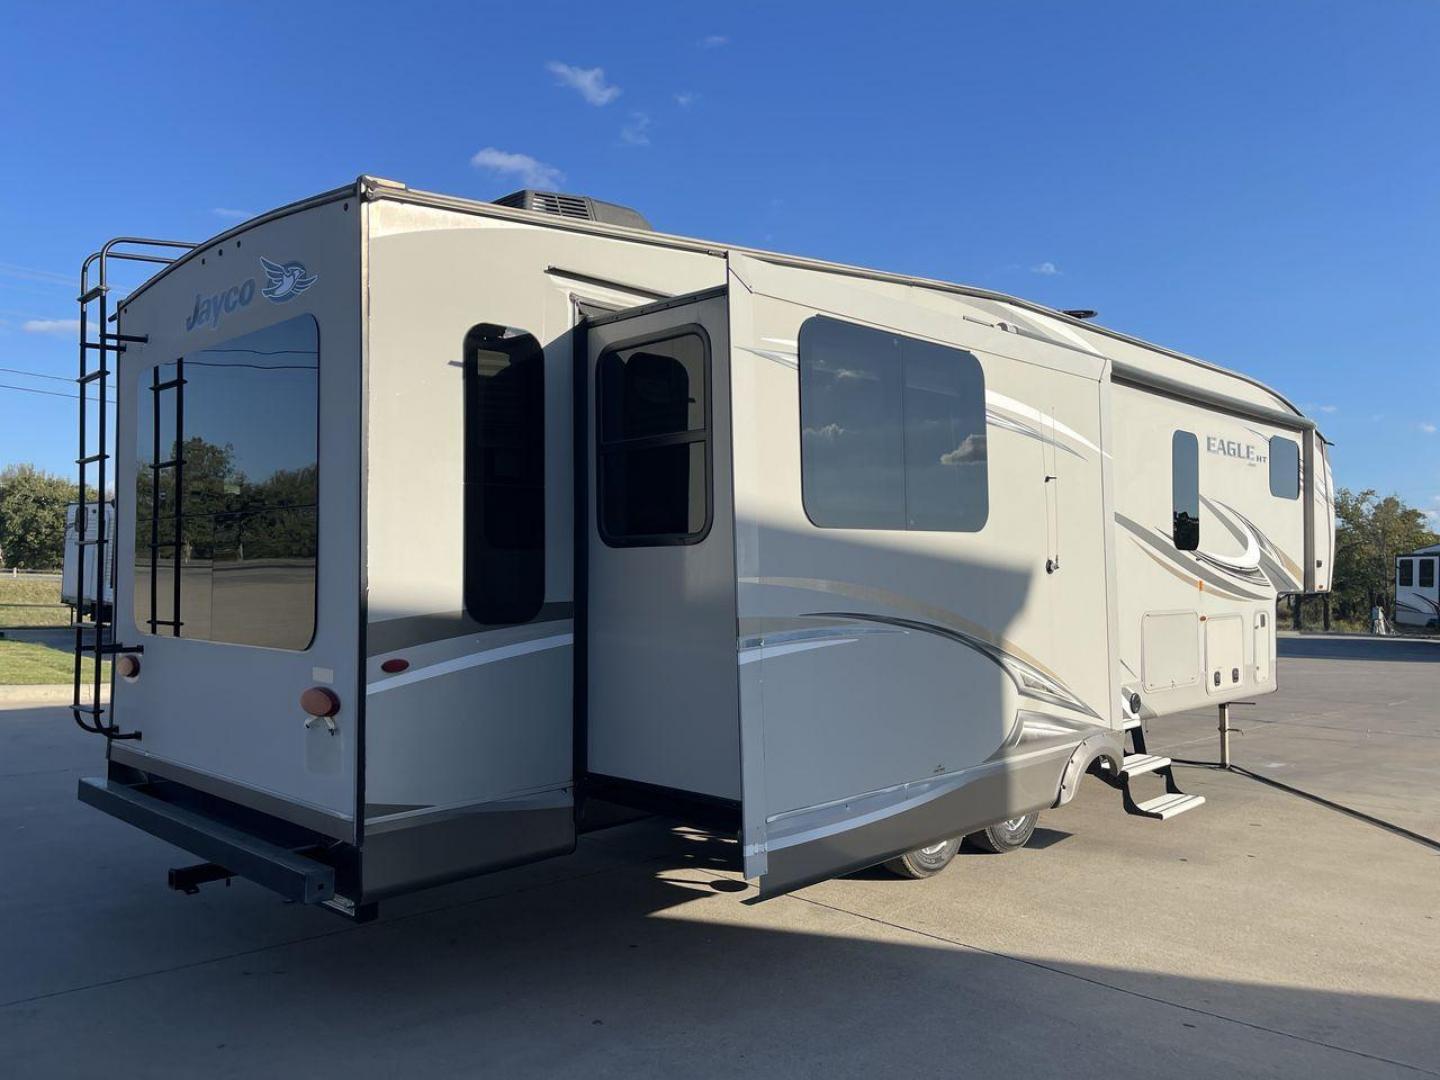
[{"x1": 2, "y1": 1, "x2": 1437, "y2": 519}]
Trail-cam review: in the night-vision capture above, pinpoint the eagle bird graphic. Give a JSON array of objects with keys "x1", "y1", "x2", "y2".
[{"x1": 259, "y1": 257, "x2": 318, "y2": 302}]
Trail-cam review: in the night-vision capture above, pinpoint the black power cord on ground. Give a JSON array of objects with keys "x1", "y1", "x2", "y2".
[{"x1": 1170, "y1": 757, "x2": 1440, "y2": 855}]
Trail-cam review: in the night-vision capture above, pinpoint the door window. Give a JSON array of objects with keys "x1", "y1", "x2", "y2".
[{"x1": 596, "y1": 330, "x2": 712, "y2": 545}]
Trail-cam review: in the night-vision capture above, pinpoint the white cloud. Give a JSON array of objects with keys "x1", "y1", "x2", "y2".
[
  {"x1": 701, "y1": 35, "x2": 729, "y2": 48},
  {"x1": 23, "y1": 318, "x2": 80, "y2": 335},
  {"x1": 1031, "y1": 261, "x2": 1061, "y2": 276},
  {"x1": 470, "y1": 147, "x2": 565, "y2": 189},
  {"x1": 1421, "y1": 422, "x2": 1438, "y2": 434},
  {"x1": 620, "y1": 112, "x2": 652, "y2": 146},
  {"x1": 546, "y1": 61, "x2": 621, "y2": 106},
  {"x1": 940, "y1": 433, "x2": 988, "y2": 465},
  {"x1": 212, "y1": 208, "x2": 254, "y2": 220},
  {"x1": 1315, "y1": 404, "x2": 1338, "y2": 414},
  {"x1": 674, "y1": 92, "x2": 697, "y2": 107}
]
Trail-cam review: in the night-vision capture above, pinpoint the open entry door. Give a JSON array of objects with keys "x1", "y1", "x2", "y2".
[{"x1": 580, "y1": 287, "x2": 744, "y2": 822}]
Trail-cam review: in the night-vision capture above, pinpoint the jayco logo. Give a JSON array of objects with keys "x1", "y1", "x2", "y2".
[
  {"x1": 183, "y1": 256, "x2": 318, "y2": 332},
  {"x1": 260, "y1": 257, "x2": 318, "y2": 303},
  {"x1": 1206, "y1": 436, "x2": 1266, "y2": 464},
  {"x1": 185, "y1": 278, "x2": 256, "y2": 332}
]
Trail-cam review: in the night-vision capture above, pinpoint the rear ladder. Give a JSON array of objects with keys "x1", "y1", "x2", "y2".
[{"x1": 73, "y1": 238, "x2": 194, "y2": 739}]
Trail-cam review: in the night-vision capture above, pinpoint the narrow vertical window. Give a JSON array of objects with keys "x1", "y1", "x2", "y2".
[
  {"x1": 1398, "y1": 559, "x2": 1413, "y2": 587},
  {"x1": 1420, "y1": 559, "x2": 1436, "y2": 590},
  {"x1": 1172, "y1": 430, "x2": 1200, "y2": 551},
  {"x1": 464, "y1": 324, "x2": 546, "y2": 624},
  {"x1": 1269, "y1": 436, "x2": 1300, "y2": 499}
]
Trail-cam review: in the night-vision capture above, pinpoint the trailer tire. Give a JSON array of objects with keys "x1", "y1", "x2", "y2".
[
  {"x1": 883, "y1": 838, "x2": 961, "y2": 879},
  {"x1": 967, "y1": 813, "x2": 1038, "y2": 854}
]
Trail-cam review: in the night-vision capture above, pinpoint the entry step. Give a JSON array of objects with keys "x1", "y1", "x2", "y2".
[
  {"x1": 1121, "y1": 717, "x2": 1142, "y2": 732},
  {"x1": 1130, "y1": 792, "x2": 1206, "y2": 820},
  {"x1": 1120, "y1": 753, "x2": 1170, "y2": 778}
]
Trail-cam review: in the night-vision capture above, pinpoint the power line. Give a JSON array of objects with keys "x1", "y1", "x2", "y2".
[
  {"x1": 0, "y1": 382, "x2": 115, "y2": 403},
  {"x1": 0, "y1": 366, "x2": 73, "y2": 384}
]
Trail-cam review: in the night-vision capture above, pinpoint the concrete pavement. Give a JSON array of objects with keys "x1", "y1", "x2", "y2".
[{"x1": 1, "y1": 640, "x2": 1436, "y2": 1078}]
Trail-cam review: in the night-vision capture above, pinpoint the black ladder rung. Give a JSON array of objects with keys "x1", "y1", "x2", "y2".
[
  {"x1": 78, "y1": 369, "x2": 109, "y2": 384},
  {"x1": 72, "y1": 705, "x2": 108, "y2": 717},
  {"x1": 78, "y1": 285, "x2": 109, "y2": 304},
  {"x1": 149, "y1": 459, "x2": 181, "y2": 470},
  {"x1": 82, "y1": 341, "x2": 125, "y2": 353},
  {"x1": 152, "y1": 377, "x2": 185, "y2": 391},
  {"x1": 148, "y1": 619, "x2": 183, "y2": 628},
  {"x1": 97, "y1": 644, "x2": 144, "y2": 656},
  {"x1": 74, "y1": 538, "x2": 109, "y2": 547},
  {"x1": 105, "y1": 333, "x2": 148, "y2": 344},
  {"x1": 76, "y1": 452, "x2": 110, "y2": 465}
]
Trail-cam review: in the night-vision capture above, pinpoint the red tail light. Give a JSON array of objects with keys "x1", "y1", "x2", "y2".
[{"x1": 300, "y1": 687, "x2": 340, "y2": 717}]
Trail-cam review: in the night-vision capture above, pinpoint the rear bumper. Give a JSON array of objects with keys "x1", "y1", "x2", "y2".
[{"x1": 78, "y1": 776, "x2": 338, "y2": 905}]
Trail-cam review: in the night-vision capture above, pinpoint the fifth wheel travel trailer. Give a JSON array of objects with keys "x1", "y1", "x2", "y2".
[
  {"x1": 61, "y1": 501, "x2": 115, "y2": 617},
  {"x1": 68, "y1": 176, "x2": 1334, "y2": 918},
  {"x1": 1395, "y1": 544, "x2": 1440, "y2": 627}
]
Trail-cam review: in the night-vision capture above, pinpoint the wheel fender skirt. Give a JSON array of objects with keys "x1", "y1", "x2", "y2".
[{"x1": 1053, "y1": 732, "x2": 1124, "y2": 808}]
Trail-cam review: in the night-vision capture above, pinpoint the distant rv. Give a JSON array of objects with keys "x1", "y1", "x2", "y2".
[
  {"x1": 1395, "y1": 545, "x2": 1440, "y2": 628},
  {"x1": 61, "y1": 501, "x2": 114, "y2": 617},
  {"x1": 68, "y1": 177, "x2": 1334, "y2": 919}
]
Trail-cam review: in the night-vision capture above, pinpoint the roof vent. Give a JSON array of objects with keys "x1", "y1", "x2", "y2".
[{"x1": 493, "y1": 190, "x2": 652, "y2": 231}]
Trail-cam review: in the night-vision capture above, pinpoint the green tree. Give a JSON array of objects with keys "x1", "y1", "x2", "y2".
[
  {"x1": 0, "y1": 465, "x2": 84, "y2": 569},
  {"x1": 1331, "y1": 488, "x2": 1439, "y2": 622}
]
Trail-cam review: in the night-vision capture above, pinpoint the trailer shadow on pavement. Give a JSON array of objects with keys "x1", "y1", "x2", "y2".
[{"x1": 3, "y1": 678, "x2": 1438, "y2": 1079}]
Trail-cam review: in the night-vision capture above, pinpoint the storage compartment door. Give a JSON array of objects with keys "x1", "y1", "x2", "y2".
[{"x1": 1205, "y1": 614, "x2": 1244, "y2": 694}]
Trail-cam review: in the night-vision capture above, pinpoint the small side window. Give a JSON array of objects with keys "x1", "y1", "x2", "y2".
[
  {"x1": 1269, "y1": 436, "x2": 1300, "y2": 500},
  {"x1": 463, "y1": 324, "x2": 546, "y2": 624},
  {"x1": 1398, "y1": 559, "x2": 1413, "y2": 587},
  {"x1": 1421, "y1": 559, "x2": 1436, "y2": 590},
  {"x1": 1172, "y1": 431, "x2": 1199, "y2": 551}
]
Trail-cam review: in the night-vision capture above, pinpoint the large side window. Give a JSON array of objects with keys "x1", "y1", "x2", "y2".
[
  {"x1": 1269, "y1": 436, "x2": 1300, "y2": 499},
  {"x1": 1421, "y1": 559, "x2": 1436, "y2": 590},
  {"x1": 1398, "y1": 559, "x2": 1414, "y2": 587},
  {"x1": 799, "y1": 316, "x2": 987, "y2": 532},
  {"x1": 134, "y1": 315, "x2": 319, "y2": 649},
  {"x1": 597, "y1": 330, "x2": 711, "y2": 545},
  {"x1": 1172, "y1": 431, "x2": 1200, "y2": 551},
  {"x1": 464, "y1": 324, "x2": 545, "y2": 623}
]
